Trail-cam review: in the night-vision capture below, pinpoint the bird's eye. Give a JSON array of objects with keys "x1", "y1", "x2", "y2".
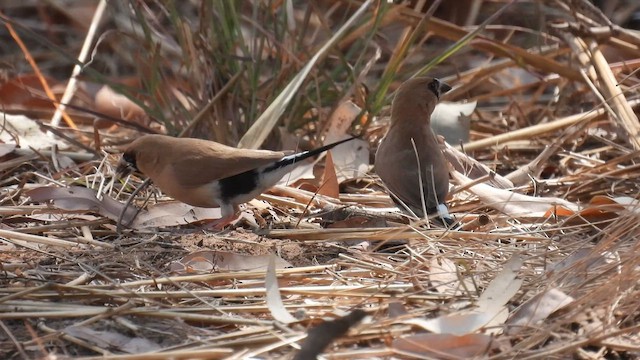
[
  {"x1": 122, "y1": 152, "x2": 137, "y2": 168},
  {"x1": 427, "y1": 80, "x2": 439, "y2": 96}
]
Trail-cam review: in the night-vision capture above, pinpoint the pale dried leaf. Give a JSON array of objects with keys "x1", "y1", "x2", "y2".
[
  {"x1": 132, "y1": 202, "x2": 222, "y2": 228},
  {"x1": 94, "y1": 85, "x2": 147, "y2": 125},
  {"x1": 505, "y1": 144, "x2": 560, "y2": 186},
  {"x1": 430, "y1": 257, "x2": 466, "y2": 295},
  {"x1": 266, "y1": 254, "x2": 298, "y2": 323},
  {"x1": 452, "y1": 170, "x2": 579, "y2": 217},
  {"x1": 328, "y1": 137, "x2": 369, "y2": 182},
  {"x1": 323, "y1": 101, "x2": 370, "y2": 181},
  {"x1": 472, "y1": 255, "x2": 523, "y2": 334},
  {"x1": 477, "y1": 255, "x2": 523, "y2": 314},
  {"x1": 0, "y1": 143, "x2": 16, "y2": 157},
  {"x1": 0, "y1": 113, "x2": 69, "y2": 150},
  {"x1": 507, "y1": 288, "x2": 574, "y2": 333},
  {"x1": 431, "y1": 101, "x2": 477, "y2": 144},
  {"x1": 64, "y1": 326, "x2": 161, "y2": 354},
  {"x1": 276, "y1": 162, "x2": 316, "y2": 185},
  {"x1": 27, "y1": 186, "x2": 137, "y2": 224},
  {"x1": 546, "y1": 248, "x2": 606, "y2": 287},
  {"x1": 407, "y1": 255, "x2": 522, "y2": 336},
  {"x1": 324, "y1": 101, "x2": 361, "y2": 140}
]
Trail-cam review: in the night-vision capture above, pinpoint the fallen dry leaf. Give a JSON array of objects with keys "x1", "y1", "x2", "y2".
[
  {"x1": 27, "y1": 186, "x2": 137, "y2": 224},
  {"x1": 401, "y1": 255, "x2": 522, "y2": 336},
  {"x1": 94, "y1": 84, "x2": 149, "y2": 127},
  {"x1": 0, "y1": 144, "x2": 16, "y2": 157},
  {"x1": 0, "y1": 74, "x2": 64, "y2": 111},
  {"x1": 429, "y1": 256, "x2": 476, "y2": 296},
  {"x1": 507, "y1": 288, "x2": 574, "y2": 334},
  {"x1": 452, "y1": 170, "x2": 579, "y2": 217},
  {"x1": 317, "y1": 150, "x2": 340, "y2": 199},
  {"x1": 266, "y1": 254, "x2": 298, "y2": 323},
  {"x1": 323, "y1": 101, "x2": 369, "y2": 182},
  {"x1": 431, "y1": 100, "x2": 477, "y2": 144},
  {"x1": 170, "y1": 250, "x2": 292, "y2": 274},
  {"x1": 277, "y1": 162, "x2": 317, "y2": 186},
  {"x1": 546, "y1": 248, "x2": 607, "y2": 287},
  {"x1": 131, "y1": 201, "x2": 222, "y2": 228},
  {"x1": 323, "y1": 100, "x2": 361, "y2": 140},
  {"x1": 475, "y1": 255, "x2": 523, "y2": 334},
  {"x1": 392, "y1": 333, "x2": 493, "y2": 358},
  {"x1": 580, "y1": 195, "x2": 640, "y2": 216},
  {"x1": 403, "y1": 312, "x2": 497, "y2": 336},
  {"x1": 0, "y1": 113, "x2": 69, "y2": 150},
  {"x1": 64, "y1": 326, "x2": 161, "y2": 354},
  {"x1": 329, "y1": 137, "x2": 370, "y2": 182},
  {"x1": 477, "y1": 255, "x2": 523, "y2": 314},
  {"x1": 505, "y1": 143, "x2": 561, "y2": 186}
]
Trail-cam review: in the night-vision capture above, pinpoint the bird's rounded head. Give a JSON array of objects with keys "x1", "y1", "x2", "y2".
[
  {"x1": 117, "y1": 135, "x2": 163, "y2": 176},
  {"x1": 391, "y1": 77, "x2": 451, "y2": 123}
]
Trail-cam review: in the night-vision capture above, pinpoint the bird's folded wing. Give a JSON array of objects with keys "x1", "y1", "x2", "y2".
[
  {"x1": 170, "y1": 140, "x2": 286, "y2": 188},
  {"x1": 377, "y1": 140, "x2": 443, "y2": 213},
  {"x1": 385, "y1": 169, "x2": 425, "y2": 208}
]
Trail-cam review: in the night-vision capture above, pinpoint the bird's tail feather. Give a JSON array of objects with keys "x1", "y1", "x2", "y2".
[{"x1": 264, "y1": 136, "x2": 358, "y2": 172}]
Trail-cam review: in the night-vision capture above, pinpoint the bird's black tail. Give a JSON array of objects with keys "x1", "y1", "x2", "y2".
[{"x1": 264, "y1": 136, "x2": 359, "y2": 172}]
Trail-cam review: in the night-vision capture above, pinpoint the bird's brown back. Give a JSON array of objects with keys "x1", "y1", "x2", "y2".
[{"x1": 124, "y1": 134, "x2": 286, "y2": 189}]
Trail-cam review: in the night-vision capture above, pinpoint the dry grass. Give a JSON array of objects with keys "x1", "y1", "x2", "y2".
[{"x1": 1, "y1": 0, "x2": 640, "y2": 359}]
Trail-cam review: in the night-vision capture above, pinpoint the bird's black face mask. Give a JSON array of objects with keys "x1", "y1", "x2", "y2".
[
  {"x1": 428, "y1": 79, "x2": 452, "y2": 99},
  {"x1": 117, "y1": 152, "x2": 139, "y2": 175}
]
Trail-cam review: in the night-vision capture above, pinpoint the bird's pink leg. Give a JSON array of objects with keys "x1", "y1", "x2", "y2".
[
  {"x1": 204, "y1": 204, "x2": 239, "y2": 230},
  {"x1": 207, "y1": 215, "x2": 237, "y2": 230}
]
